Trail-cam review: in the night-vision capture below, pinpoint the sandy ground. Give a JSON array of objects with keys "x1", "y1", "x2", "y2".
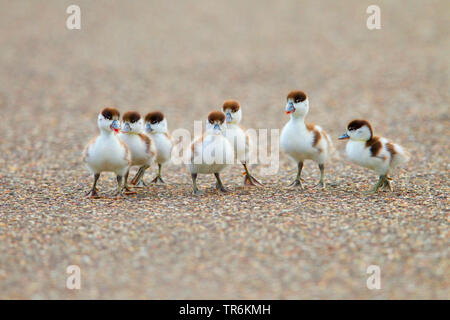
[{"x1": 0, "y1": 0, "x2": 448, "y2": 299}]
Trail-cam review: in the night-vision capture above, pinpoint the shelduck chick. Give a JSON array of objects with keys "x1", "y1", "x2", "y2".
[
  {"x1": 83, "y1": 107, "x2": 131, "y2": 198},
  {"x1": 280, "y1": 91, "x2": 332, "y2": 188},
  {"x1": 118, "y1": 111, "x2": 156, "y2": 192},
  {"x1": 131, "y1": 111, "x2": 173, "y2": 186},
  {"x1": 186, "y1": 111, "x2": 234, "y2": 195},
  {"x1": 339, "y1": 119, "x2": 410, "y2": 193},
  {"x1": 222, "y1": 100, "x2": 262, "y2": 186}
]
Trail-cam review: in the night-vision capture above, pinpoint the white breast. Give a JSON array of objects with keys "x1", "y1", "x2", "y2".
[
  {"x1": 118, "y1": 133, "x2": 152, "y2": 166},
  {"x1": 186, "y1": 133, "x2": 234, "y2": 174},
  {"x1": 280, "y1": 120, "x2": 323, "y2": 163},
  {"x1": 150, "y1": 133, "x2": 173, "y2": 164},
  {"x1": 84, "y1": 134, "x2": 130, "y2": 175},
  {"x1": 345, "y1": 140, "x2": 389, "y2": 175},
  {"x1": 224, "y1": 124, "x2": 249, "y2": 162}
]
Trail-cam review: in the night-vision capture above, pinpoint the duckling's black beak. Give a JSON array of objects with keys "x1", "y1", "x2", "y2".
[{"x1": 338, "y1": 132, "x2": 350, "y2": 140}]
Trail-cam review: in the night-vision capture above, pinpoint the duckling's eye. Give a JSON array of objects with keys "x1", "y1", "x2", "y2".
[
  {"x1": 295, "y1": 99, "x2": 301, "y2": 103},
  {"x1": 151, "y1": 120, "x2": 157, "y2": 124}
]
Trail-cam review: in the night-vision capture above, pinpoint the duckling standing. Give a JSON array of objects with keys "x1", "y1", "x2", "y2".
[
  {"x1": 118, "y1": 111, "x2": 156, "y2": 192},
  {"x1": 186, "y1": 111, "x2": 234, "y2": 195},
  {"x1": 339, "y1": 119, "x2": 410, "y2": 193},
  {"x1": 280, "y1": 91, "x2": 332, "y2": 188},
  {"x1": 222, "y1": 100, "x2": 262, "y2": 186},
  {"x1": 131, "y1": 111, "x2": 172, "y2": 185},
  {"x1": 83, "y1": 107, "x2": 131, "y2": 198}
]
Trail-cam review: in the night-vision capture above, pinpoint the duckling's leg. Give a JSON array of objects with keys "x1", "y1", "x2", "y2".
[
  {"x1": 151, "y1": 163, "x2": 165, "y2": 184},
  {"x1": 288, "y1": 162, "x2": 304, "y2": 188},
  {"x1": 86, "y1": 173, "x2": 100, "y2": 198},
  {"x1": 367, "y1": 175, "x2": 387, "y2": 193},
  {"x1": 131, "y1": 165, "x2": 149, "y2": 187},
  {"x1": 242, "y1": 163, "x2": 263, "y2": 186},
  {"x1": 191, "y1": 173, "x2": 203, "y2": 195},
  {"x1": 317, "y1": 163, "x2": 326, "y2": 189},
  {"x1": 381, "y1": 174, "x2": 393, "y2": 191},
  {"x1": 115, "y1": 175, "x2": 124, "y2": 197},
  {"x1": 123, "y1": 170, "x2": 137, "y2": 195},
  {"x1": 214, "y1": 173, "x2": 229, "y2": 193}
]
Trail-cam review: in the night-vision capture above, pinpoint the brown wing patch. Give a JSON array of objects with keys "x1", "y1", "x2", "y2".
[
  {"x1": 190, "y1": 136, "x2": 204, "y2": 161},
  {"x1": 322, "y1": 130, "x2": 331, "y2": 147},
  {"x1": 222, "y1": 100, "x2": 241, "y2": 112},
  {"x1": 118, "y1": 139, "x2": 131, "y2": 164},
  {"x1": 138, "y1": 133, "x2": 152, "y2": 154},
  {"x1": 83, "y1": 136, "x2": 98, "y2": 162},
  {"x1": 123, "y1": 111, "x2": 141, "y2": 123},
  {"x1": 244, "y1": 129, "x2": 251, "y2": 150},
  {"x1": 287, "y1": 90, "x2": 307, "y2": 103},
  {"x1": 208, "y1": 111, "x2": 225, "y2": 124},
  {"x1": 306, "y1": 123, "x2": 322, "y2": 148},
  {"x1": 145, "y1": 111, "x2": 164, "y2": 124},
  {"x1": 386, "y1": 142, "x2": 397, "y2": 163},
  {"x1": 101, "y1": 107, "x2": 120, "y2": 120},
  {"x1": 366, "y1": 136, "x2": 382, "y2": 157}
]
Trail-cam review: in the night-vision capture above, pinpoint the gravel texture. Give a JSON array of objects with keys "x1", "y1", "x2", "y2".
[{"x1": 0, "y1": 0, "x2": 448, "y2": 299}]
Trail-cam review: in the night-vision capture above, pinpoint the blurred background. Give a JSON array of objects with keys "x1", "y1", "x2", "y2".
[{"x1": 0, "y1": 0, "x2": 448, "y2": 299}]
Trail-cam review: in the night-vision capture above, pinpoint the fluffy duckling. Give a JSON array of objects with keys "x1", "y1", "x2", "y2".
[
  {"x1": 186, "y1": 111, "x2": 234, "y2": 195},
  {"x1": 222, "y1": 100, "x2": 262, "y2": 186},
  {"x1": 83, "y1": 107, "x2": 131, "y2": 197},
  {"x1": 280, "y1": 90, "x2": 332, "y2": 188},
  {"x1": 131, "y1": 111, "x2": 173, "y2": 185},
  {"x1": 118, "y1": 111, "x2": 156, "y2": 192},
  {"x1": 339, "y1": 119, "x2": 410, "y2": 193}
]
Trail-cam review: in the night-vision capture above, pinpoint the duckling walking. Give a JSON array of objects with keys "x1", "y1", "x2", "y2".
[
  {"x1": 132, "y1": 111, "x2": 173, "y2": 185},
  {"x1": 280, "y1": 91, "x2": 332, "y2": 188},
  {"x1": 222, "y1": 100, "x2": 262, "y2": 186},
  {"x1": 186, "y1": 111, "x2": 234, "y2": 195},
  {"x1": 118, "y1": 111, "x2": 156, "y2": 192},
  {"x1": 339, "y1": 119, "x2": 410, "y2": 193},
  {"x1": 83, "y1": 107, "x2": 131, "y2": 198}
]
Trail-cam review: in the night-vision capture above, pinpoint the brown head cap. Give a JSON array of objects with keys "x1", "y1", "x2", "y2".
[
  {"x1": 208, "y1": 111, "x2": 226, "y2": 124},
  {"x1": 222, "y1": 100, "x2": 241, "y2": 112},
  {"x1": 145, "y1": 111, "x2": 165, "y2": 124},
  {"x1": 287, "y1": 91, "x2": 307, "y2": 103},
  {"x1": 347, "y1": 119, "x2": 373, "y2": 137},
  {"x1": 122, "y1": 111, "x2": 141, "y2": 123},
  {"x1": 101, "y1": 107, "x2": 120, "y2": 120}
]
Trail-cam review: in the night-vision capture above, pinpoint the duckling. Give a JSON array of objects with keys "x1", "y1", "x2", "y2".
[
  {"x1": 186, "y1": 111, "x2": 234, "y2": 195},
  {"x1": 131, "y1": 111, "x2": 172, "y2": 185},
  {"x1": 222, "y1": 100, "x2": 262, "y2": 186},
  {"x1": 118, "y1": 111, "x2": 156, "y2": 192},
  {"x1": 280, "y1": 91, "x2": 332, "y2": 188},
  {"x1": 83, "y1": 107, "x2": 131, "y2": 198},
  {"x1": 338, "y1": 119, "x2": 410, "y2": 193}
]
